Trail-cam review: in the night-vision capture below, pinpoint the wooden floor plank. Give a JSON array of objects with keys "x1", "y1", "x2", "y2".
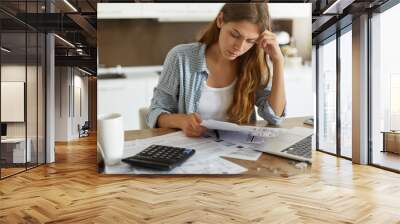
[{"x1": 0, "y1": 134, "x2": 400, "y2": 223}]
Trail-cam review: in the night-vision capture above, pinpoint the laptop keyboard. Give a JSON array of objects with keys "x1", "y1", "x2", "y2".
[{"x1": 281, "y1": 136, "x2": 312, "y2": 159}]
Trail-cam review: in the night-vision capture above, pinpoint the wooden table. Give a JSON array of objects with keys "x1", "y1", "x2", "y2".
[
  {"x1": 1, "y1": 137, "x2": 32, "y2": 165},
  {"x1": 99, "y1": 117, "x2": 314, "y2": 177},
  {"x1": 381, "y1": 131, "x2": 400, "y2": 154}
]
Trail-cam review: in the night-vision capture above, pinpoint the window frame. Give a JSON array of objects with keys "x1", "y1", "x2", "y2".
[
  {"x1": 368, "y1": 0, "x2": 400, "y2": 173},
  {"x1": 315, "y1": 23, "x2": 352, "y2": 161},
  {"x1": 314, "y1": 0, "x2": 400, "y2": 173}
]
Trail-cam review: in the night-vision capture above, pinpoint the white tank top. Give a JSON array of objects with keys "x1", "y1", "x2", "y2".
[{"x1": 198, "y1": 78, "x2": 236, "y2": 121}]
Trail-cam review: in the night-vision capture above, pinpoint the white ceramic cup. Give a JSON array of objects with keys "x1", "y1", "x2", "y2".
[{"x1": 97, "y1": 113, "x2": 124, "y2": 165}]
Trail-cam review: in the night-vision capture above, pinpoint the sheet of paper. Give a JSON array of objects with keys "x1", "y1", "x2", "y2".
[
  {"x1": 101, "y1": 131, "x2": 254, "y2": 174},
  {"x1": 124, "y1": 130, "x2": 264, "y2": 162},
  {"x1": 201, "y1": 119, "x2": 282, "y2": 137},
  {"x1": 240, "y1": 125, "x2": 282, "y2": 137},
  {"x1": 222, "y1": 148, "x2": 262, "y2": 161},
  {"x1": 172, "y1": 156, "x2": 248, "y2": 174},
  {"x1": 105, "y1": 155, "x2": 247, "y2": 174},
  {"x1": 212, "y1": 131, "x2": 263, "y2": 160},
  {"x1": 104, "y1": 126, "x2": 314, "y2": 174},
  {"x1": 201, "y1": 119, "x2": 241, "y2": 132},
  {"x1": 104, "y1": 129, "x2": 322, "y2": 174}
]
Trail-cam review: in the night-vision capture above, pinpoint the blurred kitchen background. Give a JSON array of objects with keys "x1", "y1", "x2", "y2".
[{"x1": 97, "y1": 3, "x2": 313, "y2": 131}]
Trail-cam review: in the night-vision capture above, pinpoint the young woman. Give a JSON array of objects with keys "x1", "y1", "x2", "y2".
[{"x1": 146, "y1": 3, "x2": 286, "y2": 137}]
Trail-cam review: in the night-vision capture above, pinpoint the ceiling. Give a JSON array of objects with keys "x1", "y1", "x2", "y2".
[
  {"x1": 0, "y1": 0, "x2": 394, "y2": 74},
  {"x1": 0, "y1": 0, "x2": 99, "y2": 74}
]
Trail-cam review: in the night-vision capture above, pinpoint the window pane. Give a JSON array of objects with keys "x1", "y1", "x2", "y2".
[
  {"x1": 26, "y1": 0, "x2": 40, "y2": 169},
  {"x1": 340, "y1": 29, "x2": 352, "y2": 158},
  {"x1": 318, "y1": 37, "x2": 337, "y2": 154},
  {"x1": 27, "y1": 31, "x2": 38, "y2": 169},
  {"x1": 371, "y1": 3, "x2": 400, "y2": 171},
  {"x1": 0, "y1": 0, "x2": 46, "y2": 179},
  {"x1": 1, "y1": 30, "x2": 28, "y2": 177},
  {"x1": 38, "y1": 32, "x2": 46, "y2": 165}
]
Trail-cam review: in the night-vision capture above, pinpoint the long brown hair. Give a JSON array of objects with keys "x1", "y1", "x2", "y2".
[{"x1": 199, "y1": 3, "x2": 271, "y2": 124}]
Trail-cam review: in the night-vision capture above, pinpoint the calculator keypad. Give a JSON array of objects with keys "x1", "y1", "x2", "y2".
[{"x1": 122, "y1": 145, "x2": 195, "y2": 170}]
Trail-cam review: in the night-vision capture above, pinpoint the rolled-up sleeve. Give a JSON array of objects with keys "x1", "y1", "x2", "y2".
[
  {"x1": 146, "y1": 48, "x2": 180, "y2": 128},
  {"x1": 255, "y1": 82, "x2": 286, "y2": 126}
]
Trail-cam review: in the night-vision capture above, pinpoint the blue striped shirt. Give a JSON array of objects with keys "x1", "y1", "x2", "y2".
[{"x1": 146, "y1": 42, "x2": 286, "y2": 128}]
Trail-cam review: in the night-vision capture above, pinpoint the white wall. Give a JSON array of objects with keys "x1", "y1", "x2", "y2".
[
  {"x1": 1, "y1": 65, "x2": 38, "y2": 137},
  {"x1": 55, "y1": 67, "x2": 68, "y2": 141},
  {"x1": 1, "y1": 82, "x2": 24, "y2": 123},
  {"x1": 1, "y1": 65, "x2": 27, "y2": 141},
  {"x1": 72, "y1": 74, "x2": 89, "y2": 138},
  {"x1": 255, "y1": 65, "x2": 313, "y2": 120},
  {"x1": 292, "y1": 17, "x2": 312, "y2": 62},
  {"x1": 283, "y1": 66, "x2": 314, "y2": 117},
  {"x1": 1, "y1": 64, "x2": 46, "y2": 163},
  {"x1": 55, "y1": 67, "x2": 89, "y2": 141},
  {"x1": 98, "y1": 72, "x2": 159, "y2": 131}
]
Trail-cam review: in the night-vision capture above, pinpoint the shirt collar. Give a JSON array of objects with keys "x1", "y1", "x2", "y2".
[{"x1": 195, "y1": 43, "x2": 210, "y2": 75}]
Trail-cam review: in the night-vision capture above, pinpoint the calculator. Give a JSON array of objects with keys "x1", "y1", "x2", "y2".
[{"x1": 121, "y1": 145, "x2": 196, "y2": 171}]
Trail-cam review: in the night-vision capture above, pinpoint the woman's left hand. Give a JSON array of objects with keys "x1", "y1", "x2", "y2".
[{"x1": 257, "y1": 30, "x2": 284, "y2": 65}]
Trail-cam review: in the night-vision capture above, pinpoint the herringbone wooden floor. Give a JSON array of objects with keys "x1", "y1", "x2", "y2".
[{"x1": 1, "y1": 134, "x2": 400, "y2": 224}]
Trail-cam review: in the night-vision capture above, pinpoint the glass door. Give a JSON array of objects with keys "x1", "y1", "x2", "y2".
[
  {"x1": 1, "y1": 30, "x2": 28, "y2": 178},
  {"x1": 339, "y1": 28, "x2": 352, "y2": 158},
  {"x1": 317, "y1": 36, "x2": 337, "y2": 155},
  {"x1": 370, "y1": 3, "x2": 400, "y2": 171},
  {"x1": 0, "y1": 0, "x2": 47, "y2": 179}
]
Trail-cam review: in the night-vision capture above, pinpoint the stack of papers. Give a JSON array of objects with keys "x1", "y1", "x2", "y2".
[
  {"x1": 104, "y1": 130, "x2": 266, "y2": 174},
  {"x1": 105, "y1": 155, "x2": 247, "y2": 175},
  {"x1": 103, "y1": 120, "x2": 301, "y2": 175}
]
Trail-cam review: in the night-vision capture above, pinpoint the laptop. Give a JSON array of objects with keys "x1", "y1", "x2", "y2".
[
  {"x1": 201, "y1": 120, "x2": 314, "y2": 163},
  {"x1": 255, "y1": 127, "x2": 314, "y2": 163}
]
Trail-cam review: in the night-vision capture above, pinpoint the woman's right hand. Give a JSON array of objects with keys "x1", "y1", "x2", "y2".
[{"x1": 178, "y1": 113, "x2": 208, "y2": 137}]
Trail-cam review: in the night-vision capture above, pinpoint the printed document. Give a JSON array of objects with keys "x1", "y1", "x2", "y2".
[
  {"x1": 103, "y1": 131, "x2": 266, "y2": 174},
  {"x1": 201, "y1": 119, "x2": 282, "y2": 137}
]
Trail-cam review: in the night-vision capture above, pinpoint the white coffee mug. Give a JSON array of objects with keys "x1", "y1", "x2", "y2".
[{"x1": 97, "y1": 113, "x2": 124, "y2": 165}]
